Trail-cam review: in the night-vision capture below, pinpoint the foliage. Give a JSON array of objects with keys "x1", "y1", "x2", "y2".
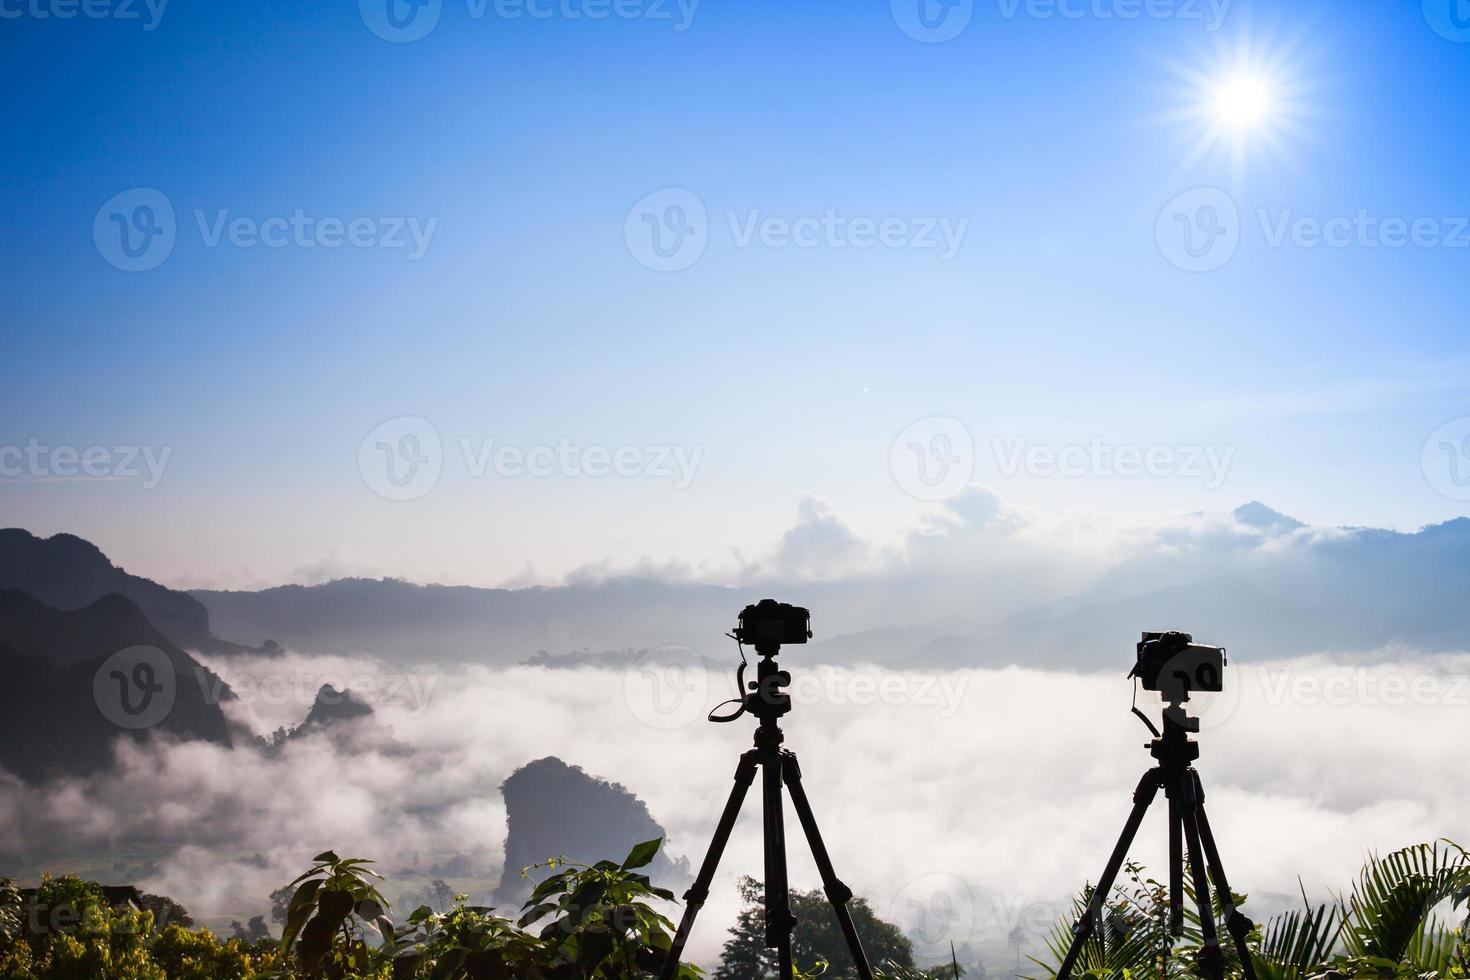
[
  {"x1": 2, "y1": 838, "x2": 1464, "y2": 979},
  {"x1": 277, "y1": 850, "x2": 394, "y2": 978},
  {"x1": 1032, "y1": 840, "x2": 1470, "y2": 980},
  {"x1": 141, "y1": 894, "x2": 195, "y2": 930},
  {"x1": 386, "y1": 838, "x2": 701, "y2": 978},
  {"x1": 0, "y1": 872, "x2": 276, "y2": 980},
  {"x1": 714, "y1": 874, "x2": 956, "y2": 979}
]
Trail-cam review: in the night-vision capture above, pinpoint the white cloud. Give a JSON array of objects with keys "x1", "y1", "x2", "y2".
[{"x1": 3, "y1": 647, "x2": 1466, "y2": 972}]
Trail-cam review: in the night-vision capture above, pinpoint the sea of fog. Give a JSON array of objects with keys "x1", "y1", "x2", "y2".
[{"x1": 2, "y1": 648, "x2": 1467, "y2": 972}]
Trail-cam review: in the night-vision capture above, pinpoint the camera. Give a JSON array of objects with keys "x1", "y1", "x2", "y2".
[
  {"x1": 734, "y1": 599, "x2": 812, "y2": 648},
  {"x1": 1130, "y1": 631, "x2": 1225, "y2": 701}
]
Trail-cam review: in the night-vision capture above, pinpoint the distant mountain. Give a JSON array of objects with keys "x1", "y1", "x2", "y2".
[
  {"x1": 904, "y1": 508, "x2": 1470, "y2": 668},
  {"x1": 0, "y1": 590, "x2": 236, "y2": 782},
  {"x1": 492, "y1": 757, "x2": 691, "y2": 908},
  {"x1": 190, "y1": 575, "x2": 1013, "y2": 667},
  {"x1": 302, "y1": 684, "x2": 374, "y2": 727},
  {"x1": 19, "y1": 503, "x2": 1470, "y2": 679},
  {"x1": 1231, "y1": 501, "x2": 1306, "y2": 535},
  {"x1": 0, "y1": 529, "x2": 251, "y2": 655},
  {"x1": 193, "y1": 578, "x2": 751, "y2": 665}
]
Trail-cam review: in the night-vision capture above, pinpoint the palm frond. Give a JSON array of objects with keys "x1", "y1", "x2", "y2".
[{"x1": 1341, "y1": 839, "x2": 1470, "y2": 967}]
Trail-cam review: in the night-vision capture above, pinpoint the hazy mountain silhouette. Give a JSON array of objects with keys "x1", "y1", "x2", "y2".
[
  {"x1": 192, "y1": 504, "x2": 1470, "y2": 668},
  {"x1": 302, "y1": 683, "x2": 374, "y2": 727},
  {"x1": 902, "y1": 505, "x2": 1470, "y2": 668},
  {"x1": 492, "y1": 757, "x2": 691, "y2": 908},
  {"x1": 0, "y1": 590, "x2": 236, "y2": 782},
  {"x1": 193, "y1": 578, "x2": 749, "y2": 664},
  {"x1": 0, "y1": 529, "x2": 251, "y2": 655}
]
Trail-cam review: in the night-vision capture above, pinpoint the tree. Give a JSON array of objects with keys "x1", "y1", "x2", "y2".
[
  {"x1": 429, "y1": 879, "x2": 454, "y2": 913},
  {"x1": 715, "y1": 875, "x2": 917, "y2": 978},
  {"x1": 231, "y1": 916, "x2": 271, "y2": 942},
  {"x1": 270, "y1": 884, "x2": 295, "y2": 926},
  {"x1": 139, "y1": 892, "x2": 194, "y2": 929}
]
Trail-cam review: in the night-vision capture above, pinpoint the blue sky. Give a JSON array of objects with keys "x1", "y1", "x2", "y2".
[{"x1": 3, "y1": 0, "x2": 1469, "y2": 587}]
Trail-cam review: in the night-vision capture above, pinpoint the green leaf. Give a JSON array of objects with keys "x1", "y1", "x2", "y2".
[{"x1": 621, "y1": 838, "x2": 663, "y2": 871}]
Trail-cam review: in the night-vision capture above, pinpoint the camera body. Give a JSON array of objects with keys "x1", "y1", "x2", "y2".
[
  {"x1": 734, "y1": 599, "x2": 812, "y2": 648},
  {"x1": 1131, "y1": 631, "x2": 1226, "y2": 702}
]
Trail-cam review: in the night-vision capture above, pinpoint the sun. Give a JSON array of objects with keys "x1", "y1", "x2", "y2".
[
  {"x1": 1153, "y1": 33, "x2": 1315, "y2": 174},
  {"x1": 1212, "y1": 74, "x2": 1274, "y2": 131}
]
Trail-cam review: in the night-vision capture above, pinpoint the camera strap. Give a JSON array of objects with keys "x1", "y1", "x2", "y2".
[
  {"x1": 707, "y1": 634, "x2": 749, "y2": 723},
  {"x1": 1130, "y1": 678, "x2": 1162, "y2": 738}
]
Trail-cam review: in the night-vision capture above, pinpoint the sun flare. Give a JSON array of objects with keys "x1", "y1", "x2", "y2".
[{"x1": 1155, "y1": 35, "x2": 1313, "y2": 173}]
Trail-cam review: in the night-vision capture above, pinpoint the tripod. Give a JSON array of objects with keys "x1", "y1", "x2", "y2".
[
  {"x1": 658, "y1": 643, "x2": 874, "y2": 980},
  {"x1": 1057, "y1": 703, "x2": 1256, "y2": 980}
]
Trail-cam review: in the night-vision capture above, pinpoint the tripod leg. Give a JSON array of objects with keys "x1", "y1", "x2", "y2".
[
  {"x1": 658, "y1": 750, "x2": 759, "y2": 980},
  {"x1": 1178, "y1": 782, "x2": 1224, "y2": 980},
  {"x1": 1192, "y1": 773, "x2": 1258, "y2": 980},
  {"x1": 762, "y1": 746, "x2": 796, "y2": 978},
  {"x1": 1057, "y1": 770, "x2": 1162, "y2": 980},
  {"x1": 1169, "y1": 794, "x2": 1184, "y2": 936},
  {"x1": 781, "y1": 752, "x2": 875, "y2": 980}
]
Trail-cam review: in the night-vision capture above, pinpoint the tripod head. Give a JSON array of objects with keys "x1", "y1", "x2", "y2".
[{"x1": 745, "y1": 644, "x2": 793, "y2": 721}]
